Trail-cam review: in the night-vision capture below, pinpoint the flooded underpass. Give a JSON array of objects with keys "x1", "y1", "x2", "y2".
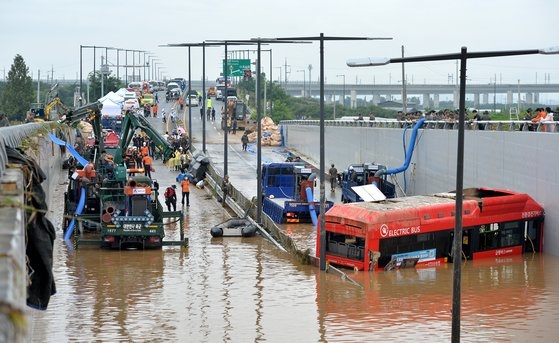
[{"x1": 28, "y1": 99, "x2": 559, "y2": 342}]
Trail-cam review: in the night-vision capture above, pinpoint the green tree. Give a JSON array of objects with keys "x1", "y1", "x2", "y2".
[
  {"x1": 88, "y1": 70, "x2": 124, "y2": 100},
  {"x1": 0, "y1": 54, "x2": 34, "y2": 122}
]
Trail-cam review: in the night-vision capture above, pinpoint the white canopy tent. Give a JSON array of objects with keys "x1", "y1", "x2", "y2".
[
  {"x1": 99, "y1": 91, "x2": 124, "y2": 104},
  {"x1": 100, "y1": 98, "x2": 122, "y2": 116}
]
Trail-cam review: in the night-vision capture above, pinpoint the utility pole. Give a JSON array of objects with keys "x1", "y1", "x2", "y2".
[
  {"x1": 308, "y1": 64, "x2": 312, "y2": 97},
  {"x1": 284, "y1": 59, "x2": 290, "y2": 84},
  {"x1": 401, "y1": 45, "x2": 407, "y2": 114},
  {"x1": 51, "y1": 65, "x2": 55, "y2": 83},
  {"x1": 37, "y1": 69, "x2": 40, "y2": 103}
]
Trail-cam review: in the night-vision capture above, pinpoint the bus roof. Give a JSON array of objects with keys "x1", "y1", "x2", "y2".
[{"x1": 325, "y1": 187, "x2": 544, "y2": 229}]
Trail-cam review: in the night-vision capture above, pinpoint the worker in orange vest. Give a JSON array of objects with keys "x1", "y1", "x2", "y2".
[{"x1": 142, "y1": 154, "x2": 153, "y2": 178}]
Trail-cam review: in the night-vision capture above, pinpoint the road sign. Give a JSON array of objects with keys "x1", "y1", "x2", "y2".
[{"x1": 223, "y1": 59, "x2": 251, "y2": 77}]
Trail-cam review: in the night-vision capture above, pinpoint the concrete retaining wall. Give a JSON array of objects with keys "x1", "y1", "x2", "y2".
[
  {"x1": 0, "y1": 125, "x2": 71, "y2": 342},
  {"x1": 282, "y1": 123, "x2": 559, "y2": 256}
]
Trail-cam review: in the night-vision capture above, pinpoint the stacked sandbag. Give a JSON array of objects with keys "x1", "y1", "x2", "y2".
[
  {"x1": 78, "y1": 121, "x2": 93, "y2": 137},
  {"x1": 247, "y1": 116, "x2": 282, "y2": 146}
]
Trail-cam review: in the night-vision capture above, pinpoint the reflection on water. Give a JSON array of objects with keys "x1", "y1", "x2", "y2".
[{"x1": 31, "y1": 224, "x2": 559, "y2": 342}]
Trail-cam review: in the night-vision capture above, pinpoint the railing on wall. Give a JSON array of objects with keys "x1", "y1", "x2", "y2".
[{"x1": 280, "y1": 119, "x2": 558, "y2": 133}]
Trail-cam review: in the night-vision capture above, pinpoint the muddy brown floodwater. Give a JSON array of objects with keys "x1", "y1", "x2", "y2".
[{"x1": 29, "y1": 100, "x2": 559, "y2": 342}]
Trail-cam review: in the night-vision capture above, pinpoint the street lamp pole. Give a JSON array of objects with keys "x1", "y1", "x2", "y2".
[
  {"x1": 347, "y1": 44, "x2": 559, "y2": 343},
  {"x1": 270, "y1": 34, "x2": 391, "y2": 271},
  {"x1": 336, "y1": 74, "x2": 345, "y2": 106}
]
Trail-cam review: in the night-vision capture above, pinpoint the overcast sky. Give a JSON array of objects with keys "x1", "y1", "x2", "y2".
[{"x1": 2, "y1": 0, "x2": 558, "y2": 87}]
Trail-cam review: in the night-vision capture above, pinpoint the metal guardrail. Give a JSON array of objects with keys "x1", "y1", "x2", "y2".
[{"x1": 280, "y1": 119, "x2": 559, "y2": 132}]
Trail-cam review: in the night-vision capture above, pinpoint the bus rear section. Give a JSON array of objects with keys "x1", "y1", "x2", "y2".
[{"x1": 318, "y1": 188, "x2": 545, "y2": 271}]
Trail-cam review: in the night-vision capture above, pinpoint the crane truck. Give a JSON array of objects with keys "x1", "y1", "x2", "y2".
[{"x1": 61, "y1": 105, "x2": 186, "y2": 249}]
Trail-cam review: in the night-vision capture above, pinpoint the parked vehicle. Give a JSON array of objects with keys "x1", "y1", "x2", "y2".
[
  {"x1": 166, "y1": 82, "x2": 181, "y2": 93},
  {"x1": 261, "y1": 162, "x2": 334, "y2": 224},
  {"x1": 140, "y1": 93, "x2": 155, "y2": 107},
  {"x1": 207, "y1": 87, "x2": 216, "y2": 97},
  {"x1": 340, "y1": 163, "x2": 395, "y2": 203},
  {"x1": 188, "y1": 94, "x2": 199, "y2": 107}
]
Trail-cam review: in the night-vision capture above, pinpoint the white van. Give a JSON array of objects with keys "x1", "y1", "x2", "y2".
[{"x1": 122, "y1": 92, "x2": 139, "y2": 110}]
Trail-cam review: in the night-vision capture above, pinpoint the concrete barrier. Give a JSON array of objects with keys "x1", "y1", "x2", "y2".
[
  {"x1": 0, "y1": 168, "x2": 27, "y2": 342},
  {"x1": 0, "y1": 123, "x2": 71, "y2": 341}
]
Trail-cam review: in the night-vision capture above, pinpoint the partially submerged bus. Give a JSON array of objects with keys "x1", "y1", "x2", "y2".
[{"x1": 317, "y1": 187, "x2": 544, "y2": 271}]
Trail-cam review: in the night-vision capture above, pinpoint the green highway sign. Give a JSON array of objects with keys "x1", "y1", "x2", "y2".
[{"x1": 223, "y1": 59, "x2": 251, "y2": 77}]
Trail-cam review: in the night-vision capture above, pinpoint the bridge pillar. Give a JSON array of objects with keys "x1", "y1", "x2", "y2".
[
  {"x1": 534, "y1": 92, "x2": 539, "y2": 103},
  {"x1": 422, "y1": 93, "x2": 430, "y2": 110},
  {"x1": 350, "y1": 90, "x2": 357, "y2": 108},
  {"x1": 372, "y1": 94, "x2": 381, "y2": 105},
  {"x1": 526, "y1": 92, "x2": 533, "y2": 105},
  {"x1": 433, "y1": 94, "x2": 439, "y2": 109},
  {"x1": 473, "y1": 93, "x2": 480, "y2": 109},
  {"x1": 453, "y1": 89, "x2": 460, "y2": 109},
  {"x1": 483, "y1": 93, "x2": 489, "y2": 105},
  {"x1": 507, "y1": 91, "x2": 513, "y2": 106}
]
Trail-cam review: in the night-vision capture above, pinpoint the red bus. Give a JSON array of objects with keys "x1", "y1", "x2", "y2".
[{"x1": 317, "y1": 187, "x2": 544, "y2": 271}]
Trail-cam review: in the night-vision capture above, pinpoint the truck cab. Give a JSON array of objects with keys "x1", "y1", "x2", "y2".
[
  {"x1": 261, "y1": 162, "x2": 334, "y2": 223},
  {"x1": 340, "y1": 163, "x2": 396, "y2": 203}
]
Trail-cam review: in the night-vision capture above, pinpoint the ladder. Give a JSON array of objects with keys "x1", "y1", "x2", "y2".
[{"x1": 509, "y1": 106, "x2": 519, "y2": 120}]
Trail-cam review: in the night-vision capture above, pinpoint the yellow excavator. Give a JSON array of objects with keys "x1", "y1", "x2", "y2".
[{"x1": 28, "y1": 83, "x2": 70, "y2": 122}]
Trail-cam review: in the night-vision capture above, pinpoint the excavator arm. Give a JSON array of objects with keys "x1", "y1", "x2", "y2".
[
  {"x1": 61, "y1": 101, "x2": 104, "y2": 152},
  {"x1": 45, "y1": 97, "x2": 71, "y2": 120},
  {"x1": 114, "y1": 112, "x2": 174, "y2": 164}
]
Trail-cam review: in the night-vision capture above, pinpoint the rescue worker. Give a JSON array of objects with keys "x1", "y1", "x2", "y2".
[
  {"x1": 164, "y1": 185, "x2": 177, "y2": 211},
  {"x1": 83, "y1": 159, "x2": 95, "y2": 181},
  {"x1": 241, "y1": 132, "x2": 249, "y2": 151},
  {"x1": 328, "y1": 164, "x2": 338, "y2": 192},
  {"x1": 180, "y1": 175, "x2": 190, "y2": 207},
  {"x1": 142, "y1": 154, "x2": 153, "y2": 178},
  {"x1": 221, "y1": 175, "x2": 230, "y2": 205}
]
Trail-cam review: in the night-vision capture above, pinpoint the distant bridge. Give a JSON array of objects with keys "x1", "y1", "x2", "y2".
[
  {"x1": 56, "y1": 79, "x2": 559, "y2": 109},
  {"x1": 280, "y1": 82, "x2": 559, "y2": 108}
]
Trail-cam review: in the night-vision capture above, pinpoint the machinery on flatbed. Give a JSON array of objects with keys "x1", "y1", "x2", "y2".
[
  {"x1": 62, "y1": 104, "x2": 186, "y2": 249},
  {"x1": 261, "y1": 162, "x2": 333, "y2": 224},
  {"x1": 340, "y1": 163, "x2": 396, "y2": 203}
]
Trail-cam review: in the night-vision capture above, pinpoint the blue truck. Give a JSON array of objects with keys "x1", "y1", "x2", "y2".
[
  {"x1": 262, "y1": 162, "x2": 334, "y2": 224},
  {"x1": 340, "y1": 163, "x2": 396, "y2": 203}
]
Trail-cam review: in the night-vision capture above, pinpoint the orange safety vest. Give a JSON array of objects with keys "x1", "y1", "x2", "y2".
[
  {"x1": 141, "y1": 146, "x2": 149, "y2": 156},
  {"x1": 142, "y1": 155, "x2": 152, "y2": 166},
  {"x1": 181, "y1": 179, "x2": 190, "y2": 192}
]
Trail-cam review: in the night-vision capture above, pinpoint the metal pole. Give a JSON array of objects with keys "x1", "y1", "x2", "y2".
[
  {"x1": 93, "y1": 46, "x2": 96, "y2": 100},
  {"x1": 257, "y1": 42, "x2": 262, "y2": 224},
  {"x1": 224, "y1": 42, "x2": 228, "y2": 177},
  {"x1": 342, "y1": 75, "x2": 345, "y2": 106},
  {"x1": 202, "y1": 42, "x2": 207, "y2": 154},
  {"x1": 188, "y1": 47, "x2": 192, "y2": 150},
  {"x1": 116, "y1": 49, "x2": 120, "y2": 82},
  {"x1": 308, "y1": 64, "x2": 312, "y2": 98},
  {"x1": 101, "y1": 55, "x2": 104, "y2": 96},
  {"x1": 451, "y1": 46, "x2": 467, "y2": 343},
  {"x1": 79, "y1": 45, "x2": 82, "y2": 102},
  {"x1": 319, "y1": 33, "x2": 326, "y2": 271},
  {"x1": 401, "y1": 45, "x2": 407, "y2": 113},
  {"x1": 269, "y1": 49, "x2": 273, "y2": 118}
]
